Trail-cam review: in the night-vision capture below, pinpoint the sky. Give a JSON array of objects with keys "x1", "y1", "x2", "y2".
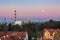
[{"x1": 0, "y1": 0, "x2": 60, "y2": 22}]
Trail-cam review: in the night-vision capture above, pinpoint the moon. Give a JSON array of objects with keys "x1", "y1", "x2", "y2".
[{"x1": 41, "y1": 9, "x2": 45, "y2": 13}]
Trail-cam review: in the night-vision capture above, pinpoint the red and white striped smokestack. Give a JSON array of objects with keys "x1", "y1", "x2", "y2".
[{"x1": 14, "y1": 10, "x2": 16, "y2": 22}]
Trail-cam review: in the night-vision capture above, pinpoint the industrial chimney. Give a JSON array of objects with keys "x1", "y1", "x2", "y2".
[{"x1": 14, "y1": 10, "x2": 16, "y2": 22}]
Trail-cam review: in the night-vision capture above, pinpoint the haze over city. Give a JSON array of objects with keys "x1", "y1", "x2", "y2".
[{"x1": 0, "y1": 0, "x2": 60, "y2": 23}]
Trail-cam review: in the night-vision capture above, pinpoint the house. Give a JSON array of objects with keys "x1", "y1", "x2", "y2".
[{"x1": 43, "y1": 29, "x2": 60, "y2": 40}]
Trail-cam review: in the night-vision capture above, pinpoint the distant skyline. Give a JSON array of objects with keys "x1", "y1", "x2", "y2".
[{"x1": 0, "y1": 0, "x2": 60, "y2": 20}]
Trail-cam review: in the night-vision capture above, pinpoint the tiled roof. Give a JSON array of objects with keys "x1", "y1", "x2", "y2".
[{"x1": 0, "y1": 32, "x2": 27, "y2": 40}]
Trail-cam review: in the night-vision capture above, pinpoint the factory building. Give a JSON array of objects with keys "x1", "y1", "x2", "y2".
[{"x1": 14, "y1": 10, "x2": 29, "y2": 26}]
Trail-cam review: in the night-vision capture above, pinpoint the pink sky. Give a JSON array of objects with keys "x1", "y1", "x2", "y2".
[{"x1": 0, "y1": 0, "x2": 60, "y2": 19}]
